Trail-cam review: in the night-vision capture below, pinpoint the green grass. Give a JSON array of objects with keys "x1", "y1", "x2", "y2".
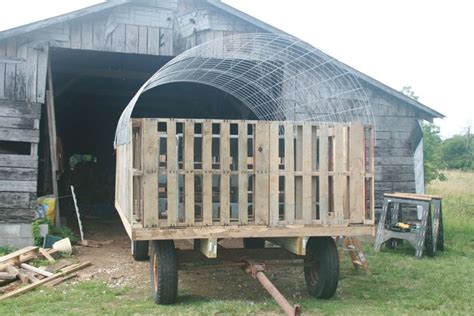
[{"x1": 1, "y1": 171, "x2": 473, "y2": 315}]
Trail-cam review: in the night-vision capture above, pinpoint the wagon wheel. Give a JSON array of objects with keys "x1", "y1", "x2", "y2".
[
  {"x1": 131, "y1": 240, "x2": 149, "y2": 261},
  {"x1": 150, "y1": 240, "x2": 178, "y2": 305},
  {"x1": 304, "y1": 237, "x2": 339, "y2": 299},
  {"x1": 243, "y1": 238, "x2": 266, "y2": 249}
]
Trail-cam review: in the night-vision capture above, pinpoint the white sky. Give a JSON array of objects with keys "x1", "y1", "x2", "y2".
[{"x1": 1, "y1": 0, "x2": 473, "y2": 137}]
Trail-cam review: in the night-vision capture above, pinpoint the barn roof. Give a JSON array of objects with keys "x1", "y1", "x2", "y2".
[{"x1": 0, "y1": 0, "x2": 444, "y2": 119}]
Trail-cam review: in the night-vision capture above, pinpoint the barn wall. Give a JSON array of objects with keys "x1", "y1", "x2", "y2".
[
  {"x1": 0, "y1": 0, "x2": 262, "y2": 227},
  {"x1": 368, "y1": 86, "x2": 423, "y2": 209}
]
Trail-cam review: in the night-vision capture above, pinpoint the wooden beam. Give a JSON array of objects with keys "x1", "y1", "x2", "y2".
[
  {"x1": 267, "y1": 237, "x2": 308, "y2": 256},
  {"x1": 142, "y1": 119, "x2": 159, "y2": 228},
  {"x1": 284, "y1": 123, "x2": 295, "y2": 224},
  {"x1": 349, "y1": 124, "x2": 365, "y2": 224},
  {"x1": 269, "y1": 122, "x2": 279, "y2": 225},
  {"x1": 302, "y1": 123, "x2": 312, "y2": 223},
  {"x1": 20, "y1": 263, "x2": 53, "y2": 277},
  {"x1": 254, "y1": 122, "x2": 269, "y2": 225},
  {"x1": 166, "y1": 120, "x2": 177, "y2": 226},
  {"x1": 47, "y1": 59, "x2": 60, "y2": 227},
  {"x1": 220, "y1": 121, "x2": 230, "y2": 225},
  {"x1": 184, "y1": 121, "x2": 195, "y2": 226},
  {"x1": 319, "y1": 126, "x2": 329, "y2": 224},
  {"x1": 202, "y1": 121, "x2": 213, "y2": 226},
  {"x1": 199, "y1": 238, "x2": 218, "y2": 258},
  {"x1": 238, "y1": 121, "x2": 248, "y2": 225}
]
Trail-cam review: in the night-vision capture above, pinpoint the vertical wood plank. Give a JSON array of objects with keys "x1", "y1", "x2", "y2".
[
  {"x1": 112, "y1": 23, "x2": 126, "y2": 53},
  {"x1": 125, "y1": 25, "x2": 139, "y2": 54},
  {"x1": 284, "y1": 122, "x2": 295, "y2": 224},
  {"x1": 0, "y1": 43, "x2": 5, "y2": 99},
  {"x1": 15, "y1": 44, "x2": 27, "y2": 101},
  {"x1": 302, "y1": 123, "x2": 312, "y2": 223},
  {"x1": 159, "y1": 28, "x2": 174, "y2": 56},
  {"x1": 238, "y1": 121, "x2": 248, "y2": 225},
  {"x1": 166, "y1": 120, "x2": 177, "y2": 226},
  {"x1": 202, "y1": 121, "x2": 213, "y2": 225},
  {"x1": 220, "y1": 121, "x2": 230, "y2": 225},
  {"x1": 92, "y1": 20, "x2": 106, "y2": 51},
  {"x1": 36, "y1": 46, "x2": 48, "y2": 103},
  {"x1": 142, "y1": 119, "x2": 159, "y2": 228},
  {"x1": 319, "y1": 126, "x2": 329, "y2": 224},
  {"x1": 184, "y1": 121, "x2": 195, "y2": 225},
  {"x1": 26, "y1": 47, "x2": 38, "y2": 103},
  {"x1": 81, "y1": 22, "x2": 93, "y2": 50},
  {"x1": 350, "y1": 124, "x2": 365, "y2": 223},
  {"x1": 138, "y1": 26, "x2": 148, "y2": 54},
  {"x1": 254, "y1": 122, "x2": 269, "y2": 225},
  {"x1": 5, "y1": 39, "x2": 17, "y2": 99},
  {"x1": 70, "y1": 22, "x2": 82, "y2": 49},
  {"x1": 269, "y1": 122, "x2": 279, "y2": 225},
  {"x1": 334, "y1": 125, "x2": 346, "y2": 224},
  {"x1": 294, "y1": 125, "x2": 303, "y2": 220},
  {"x1": 147, "y1": 27, "x2": 160, "y2": 55}
]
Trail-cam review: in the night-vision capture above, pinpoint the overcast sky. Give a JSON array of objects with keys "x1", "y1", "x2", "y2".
[{"x1": 1, "y1": 0, "x2": 472, "y2": 137}]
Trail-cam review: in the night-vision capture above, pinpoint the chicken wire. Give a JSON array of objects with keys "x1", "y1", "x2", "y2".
[{"x1": 115, "y1": 33, "x2": 374, "y2": 146}]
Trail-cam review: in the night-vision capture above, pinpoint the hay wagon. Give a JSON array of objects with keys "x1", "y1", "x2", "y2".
[{"x1": 115, "y1": 117, "x2": 375, "y2": 305}]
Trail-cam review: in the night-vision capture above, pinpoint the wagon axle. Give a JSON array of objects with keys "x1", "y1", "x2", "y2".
[{"x1": 242, "y1": 259, "x2": 301, "y2": 316}]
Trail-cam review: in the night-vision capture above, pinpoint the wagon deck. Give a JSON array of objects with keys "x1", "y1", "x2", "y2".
[{"x1": 115, "y1": 118, "x2": 375, "y2": 240}]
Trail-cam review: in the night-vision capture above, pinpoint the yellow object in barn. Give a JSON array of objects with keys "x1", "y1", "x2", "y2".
[{"x1": 37, "y1": 195, "x2": 56, "y2": 224}]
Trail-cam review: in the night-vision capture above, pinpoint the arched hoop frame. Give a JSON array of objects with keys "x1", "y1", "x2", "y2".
[{"x1": 115, "y1": 33, "x2": 374, "y2": 146}]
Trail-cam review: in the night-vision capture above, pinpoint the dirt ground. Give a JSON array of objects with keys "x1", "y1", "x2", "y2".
[{"x1": 70, "y1": 216, "x2": 308, "y2": 302}]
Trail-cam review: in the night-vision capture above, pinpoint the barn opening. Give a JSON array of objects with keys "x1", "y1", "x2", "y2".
[{"x1": 39, "y1": 48, "x2": 257, "y2": 222}]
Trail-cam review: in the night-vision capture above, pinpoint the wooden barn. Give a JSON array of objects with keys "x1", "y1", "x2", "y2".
[{"x1": 0, "y1": 0, "x2": 443, "y2": 246}]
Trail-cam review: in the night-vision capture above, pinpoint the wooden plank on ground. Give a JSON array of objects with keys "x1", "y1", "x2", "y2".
[
  {"x1": 319, "y1": 126, "x2": 329, "y2": 224},
  {"x1": 238, "y1": 121, "x2": 248, "y2": 225},
  {"x1": 302, "y1": 123, "x2": 312, "y2": 223},
  {"x1": 254, "y1": 122, "x2": 269, "y2": 225},
  {"x1": 184, "y1": 120, "x2": 195, "y2": 226},
  {"x1": 166, "y1": 120, "x2": 177, "y2": 226},
  {"x1": 202, "y1": 121, "x2": 213, "y2": 226},
  {"x1": 284, "y1": 122, "x2": 295, "y2": 224},
  {"x1": 20, "y1": 263, "x2": 53, "y2": 277},
  {"x1": 38, "y1": 248, "x2": 55, "y2": 263},
  {"x1": 142, "y1": 119, "x2": 159, "y2": 228},
  {"x1": 0, "y1": 261, "x2": 91, "y2": 301},
  {"x1": 220, "y1": 121, "x2": 230, "y2": 225},
  {"x1": 0, "y1": 246, "x2": 37, "y2": 264},
  {"x1": 269, "y1": 122, "x2": 279, "y2": 225},
  {"x1": 350, "y1": 124, "x2": 365, "y2": 223}
]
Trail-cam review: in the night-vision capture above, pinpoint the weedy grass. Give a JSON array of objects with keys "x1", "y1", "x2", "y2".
[{"x1": 0, "y1": 170, "x2": 473, "y2": 315}]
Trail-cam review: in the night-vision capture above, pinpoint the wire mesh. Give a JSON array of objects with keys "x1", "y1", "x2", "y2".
[{"x1": 115, "y1": 33, "x2": 374, "y2": 146}]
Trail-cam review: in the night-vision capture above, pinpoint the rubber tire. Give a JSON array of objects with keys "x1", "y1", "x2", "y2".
[
  {"x1": 304, "y1": 237, "x2": 339, "y2": 299},
  {"x1": 243, "y1": 238, "x2": 265, "y2": 249},
  {"x1": 131, "y1": 240, "x2": 149, "y2": 261},
  {"x1": 150, "y1": 240, "x2": 178, "y2": 305}
]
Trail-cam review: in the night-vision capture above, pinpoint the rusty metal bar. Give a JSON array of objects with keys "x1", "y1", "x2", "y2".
[{"x1": 243, "y1": 260, "x2": 301, "y2": 316}]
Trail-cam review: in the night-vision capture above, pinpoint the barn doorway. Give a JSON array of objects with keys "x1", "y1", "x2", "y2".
[{"x1": 41, "y1": 48, "x2": 256, "y2": 224}]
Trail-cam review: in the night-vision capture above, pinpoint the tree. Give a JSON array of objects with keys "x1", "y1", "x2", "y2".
[
  {"x1": 441, "y1": 127, "x2": 474, "y2": 170},
  {"x1": 422, "y1": 123, "x2": 446, "y2": 183}
]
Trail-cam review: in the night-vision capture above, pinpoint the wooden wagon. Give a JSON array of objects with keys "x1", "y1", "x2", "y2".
[{"x1": 115, "y1": 118, "x2": 375, "y2": 304}]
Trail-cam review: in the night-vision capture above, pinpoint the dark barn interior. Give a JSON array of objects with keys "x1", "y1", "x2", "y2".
[{"x1": 41, "y1": 48, "x2": 256, "y2": 218}]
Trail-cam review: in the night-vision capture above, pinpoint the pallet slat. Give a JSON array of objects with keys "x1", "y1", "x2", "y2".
[
  {"x1": 269, "y1": 122, "x2": 279, "y2": 225},
  {"x1": 254, "y1": 122, "x2": 269, "y2": 225},
  {"x1": 167, "y1": 120, "x2": 177, "y2": 226},
  {"x1": 350, "y1": 124, "x2": 365, "y2": 223},
  {"x1": 302, "y1": 123, "x2": 312, "y2": 223},
  {"x1": 184, "y1": 121, "x2": 195, "y2": 225},
  {"x1": 202, "y1": 121, "x2": 213, "y2": 226},
  {"x1": 284, "y1": 123, "x2": 295, "y2": 224},
  {"x1": 142, "y1": 119, "x2": 159, "y2": 227},
  {"x1": 334, "y1": 125, "x2": 346, "y2": 225},
  {"x1": 319, "y1": 126, "x2": 329, "y2": 224},
  {"x1": 238, "y1": 121, "x2": 248, "y2": 225},
  {"x1": 220, "y1": 121, "x2": 230, "y2": 225}
]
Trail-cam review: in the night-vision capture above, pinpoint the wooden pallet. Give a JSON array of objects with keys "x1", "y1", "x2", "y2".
[{"x1": 116, "y1": 118, "x2": 375, "y2": 240}]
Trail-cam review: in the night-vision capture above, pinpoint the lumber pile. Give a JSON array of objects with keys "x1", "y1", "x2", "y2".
[{"x1": 0, "y1": 246, "x2": 91, "y2": 301}]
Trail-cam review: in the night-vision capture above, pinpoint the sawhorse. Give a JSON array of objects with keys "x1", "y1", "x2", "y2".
[{"x1": 374, "y1": 192, "x2": 444, "y2": 259}]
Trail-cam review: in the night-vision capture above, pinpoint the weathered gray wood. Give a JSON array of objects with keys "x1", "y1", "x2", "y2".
[
  {"x1": 81, "y1": 22, "x2": 93, "y2": 50},
  {"x1": 0, "y1": 167, "x2": 37, "y2": 181},
  {"x1": 0, "y1": 43, "x2": 6, "y2": 100},
  {"x1": 0, "y1": 128, "x2": 39, "y2": 142},
  {"x1": 0, "y1": 192, "x2": 31, "y2": 208},
  {"x1": 0, "y1": 117, "x2": 37, "y2": 130},
  {"x1": 0, "y1": 155, "x2": 37, "y2": 168},
  {"x1": 125, "y1": 25, "x2": 139, "y2": 54},
  {"x1": 93, "y1": 20, "x2": 106, "y2": 50},
  {"x1": 159, "y1": 28, "x2": 173, "y2": 56},
  {"x1": 112, "y1": 23, "x2": 126, "y2": 53},
  {"x1": 0, "y1": 180, "x2": 36, "y2": 192},
  {"x1": 70, "y1": 22, "x2": 82, "y2": 49},
  {"x1": 14, "y1": 44, "x2": 27, "y2": 101},
  {"x1": 25, "y1": 46, "x2": 38, "y2": 103},
  {"x1": 138, "y1": 26, "x2": 148, "y2": 54},
  {"x1": 36, "y1": 46, "x2": 48, "y2": 104},
  {"x1": 0, "y1": 208, "x2": 35, "y2": 223},
  {"x1": 5, "y1": 39, "x2": 17, "y2": 99},
  {"x1": 147, "y1": 27, "x2": 160, "y2": 55},
  {"x1": 0, "y1": 100, "x2": 41, "y2": 118}
]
